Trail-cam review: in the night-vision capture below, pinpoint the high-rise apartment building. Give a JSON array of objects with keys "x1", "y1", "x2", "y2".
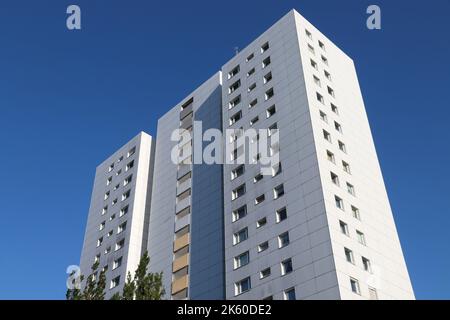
[{"x1": 79, "y1": 9, "x2": 414, "y2": 300}]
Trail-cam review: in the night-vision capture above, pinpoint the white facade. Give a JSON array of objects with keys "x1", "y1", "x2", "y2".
[{"x1": 79, "y1": 132, "x2": 154, "y2": 299}]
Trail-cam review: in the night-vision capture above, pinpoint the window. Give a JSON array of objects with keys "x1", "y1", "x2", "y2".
[
  {"x1": 120, "y1": 205, "x2": 129, "y2": 217},
  {"x1": 351, "y1": 206, "x2": 361, "y2": 220},
  {"x1": 284, "y1": 288, "x2": 296, "y2": 300},
  {"x1": 231, "y1": 165, "x2": 245, "y2": 180},
  {"x1": 316, "y1": 92, "x2": 324, "y2": 104},
  {"x1": 229, "y1": 95, "x2": 241, "y2": 109},
  {"x1": 369, "y1": 287, "x2": 378, "y2": 300},
  {"x1": 265, "y1": 88, "x2": 274, "y2": 100},
  {"x1": 254, "y1": 173, "x2": 263, "y2": 183},
  {"x1": 232, "y1": 184, "x2": 246, "y2": 200},
  {"x1": 229, "y1": 111, "x2": 242, "y2": 125},
  {"x1": 97, "y1": 237, "x2": 103, "y2": 247},
  {"x1": 104, "y1": 246, "x2": 111, "y2": 255},
  {"x1": 234, "y1": 251, "x2": 250, "y2": 269},
  {"x1": 262, "y1": 56, "x2": 271, "y2": 68},
  {"x1": 305, "y1": 29, "x2": 312, "y2": 39},
  {"x1": 272, "y1": 162, "x2": 282, "y2": 177},
  {"x1": 118, "y1": 221, "x2": 127, "y2": 234},
  {"x1": 338, "y1": 141, "x2": 346, "y2": 153},
  {"x1": 261, "y1": 42, "x2": 269, "y2": 53},
  {"x1": 116, "y1": 169, "x2": 122, "y2": 176},
  {"x1": 108, "y1": 163, "x2": 114, "y2": 172},
  {"x1": 342, "y1": 161, "x2": 351, "y2": 174},
  {"x1": 249, "y1": 98, "x2": 257, "y2": 108},
  {"x1": 307, "y1": 43, "x2": 315, "y2": 54},
  {"x1": 250, "y1": 116, "x2": 259, "y2": 126},
  {"x1": 324, "y1": 70, "x2": 331, "y2": 81},
  {"x1": 106, "y1": 177, "x2": 112, "y2": 186},
  {"x1": 126, "y1": 160, "x2": 134, "y2": 171},
  {"x1": 330, "y1": 172, "x2": 340, "y2": 186},
  {"x1": 260, "y1": 268, "x2": 271, "y2": 279},
  {"x1": 273, "y1": 184, "x2": 285, "y2": 199},
  {"x1": 347, "y1": 183, "x2": 355, "y2": 196},
  {"x1": 176, "y1": 206, "x2": 190, "y2": 220},
  {"x1": 263, "y1": 72, "x2": 272, "y2": 84},
  {"x1": 94, "y1": 254, "x2": 100, "y2": 263},
  {"x1": 233, "y1": 227, "x2": 248, "y2": 245},
  {"x1": 281, "y1": 258, "x2": 293, "y2": 275},
  {"x1": 255, "y1": 194, "x2": 265, "y2": 205},
  {"x1": 327, "y1": 86, "x2": 335, "y2": 97},
  {"x1": 228, "y1": 65, "x2": 240, "y2": 79},
  {"x1": 327, "y1": 150, "x2": 335, "y2": 163},
  {"x1": 107, "y1": 230, "x2": 113, "y2": 237},
  {"x1": 235, "y1": 277, "x2": 251, "y2": 295},
  {"x1": 228, "y1": 79, "x2": 241, "y2": 94},
  {"x1": 112, "y1": 198, "x2": 118, "y2": 206},
  {"x1": 268, "y1": 122, "x2": 278, "y2": 136},
  {"x1": 247, "y1": 68, "x2": 255, "y2": 77},
  {"x1": 248, "y1": 82, "x2": 256, "y2": 92},
  {"x1": 321, "y1": 55, "x2": 328, "y2": 65},
  {"x1": 266, "y1": 105, "x2": 276, "y2": 117},
  {"x1": 256, "y1": 217, "x2": 267, "y2": 228},
  {"x1": 122, "y1": 190, "x2": 131, "y2": 201},
  {"x1": 323, "y1": 130, "x2": 331, "y2": 142},
  {"x1": 104, "y1": 191, "x2": 110, "y2": 200},
  {"x1": 113, "y1": 184, "x2": 119, "y2": 191},
  {"x1": 313, "y1": 75, "x2": 321, "y2": 86},
  {"x1": 318, "y1": 40, "x2": 325, "y2": 50},
  {"x1": 276, "y1": 207, "x2": 287, "y2": 223},
  {"x1": 340, "y1": 220, "x2": 349, "y2": 236},
  {"x1": 102, "y1": 206, "x2": 108, "y2": 215},
  {"x1": 112, "y1": 257, "x2": 122, "y2": 270},
  {"x1": 99, "y1": 221, "x2": 105, "y2": 231},
  {"x1": 362, "y1": 257, "x2": 372, "y2": 273},
  {"x1": 310, "y1": 59, "x2": 317, "y2": 70},
  {"x1": 320, "y1": 110, "x2": 327, "y2": 122},
  {"x1": 232, "y1": 205, "x2": 247, "y2": 222},
  {"x1": 350, "y1": 278, "x2": 361, "y2": 295},
  {"x1": 110, "y1": 276, "x2": 120, "y2": 289},
  {"x1": 124, "y1": 175, "x2": 132, "y2": 186},
  {"x1": 335, "y1": 195, "x2": 344, "y2": 210},
  {"x1": 246, "y1": 53, "x2": 254, "y2": 62},
  {"x1": 258, "y1": 241, "x2": 269, "y2": 252},
  {"x1": 109, "y1": 214, "x2": 116, "y2": 221},
  {"x1": 357, "y1": 231, "x2": 366, "y2": 246},
  {"x1": 345, "y1": 247, "x2": 354, "y2": 264},
  {"x1": 115, "y1": 239, "x2": 124, "y2": 251},
  {"x1": 331, "y1": 103, "x2": 339, "y2": 114},
  {"x1": 278, "y1": 232, "x2": 290, "y2": 248},
  {"x1": 334, "y1": 121, "x2": 342, "y2": 133}
]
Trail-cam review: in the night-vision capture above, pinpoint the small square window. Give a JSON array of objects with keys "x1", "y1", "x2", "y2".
[
  {"x1": 323, "y1": 130, "x2": 331, "y2": 142},
  {"x1": 284, "y1": 287, "x2": 296, "y2": 300},
  {"x1": 120, "y1": 205, "x2": 129, "y2": 217},
  {"x1": 127, "y1": 147, "x2": 136, "y2": 158},
  {"x1": 108, "y1": 163, "x2": 114, "y2": 172},
  {"x1": 320, "y1": 110, "x2": 327, "y2": 122},
  {"x1": 327, "y1": 150, "x2": 335, "y2": 163},
  {"x1": 233, "y1": 227, "x2": 248, "y2": 245},
  {"x1": 342, "y1": 161, "x2": 351, "y2": 174},
  {"x1": 102, "y1": 206, "x2": 108, "y2": 215},
  {"x1": 232, "y1": 184, "x2": 246, "y2": 200},
  {"x1": 335, "y1": 195, "x2": 344, "y2": 210},
  {"x1": 265, "y1": 88, "x2": 274, "y2": 100},
  {"x1": 318, "y1": 40, "x2": 325, "y2": 50},
  {"x1": 99, "y1": 221, "x2": 105, "y2": 231},
  {"x1": 249, "y1": 98, "x2": 257, "y2": 108},
  {"x1": 104, "y1": 192, "x2": 110, "y2": 200},
  {"x1": 278, "y1": 232, "x2": 290, "y2": 248},
  {"x1": 316, "y1": 92, "x2": 324, "y2": 104},
  {"x1": 305, "y1": 29, "x2": 312, "y2": 39},
  {"x1": 324, "y1": 70, "x2": 331, "y2": 81},
  {"x1": 255, "y1": 194, "x2": 265, "y2": 205},
  {"x1": 262, "y1": 56, "x2": 271, "y2": 68},
  {"x1": 331, "y1": 172, "x2": 340, "y2": 186},
  {"x1": 246, "y1": 53, "x2": 254, "y2": 62},
  {"x1": 113, "y1": 257, "x2": 122, "y2": 270},
  {"x1": 126, "y1": 160, "x2": 134, "y2": 171},
  {"x1": 351, "y1": 206, "x2": 361, "y2": 220},
  {"x1": 347, "y1": 183, "x2": 355, "y2": 196},
  {"x1": 281, "y1": 258, "x2": 293, "y2": 275},
  {"x1": 110, "y1": 276, "x2": 120, "y2": 289},
  {"x1": 235, "y1": 277, "x2": 251, "y2": 296},
  {"x1": 327, "y1": 86, "x2": 335, "y2": 97},
  {"x1": 121, "y1": 190, "x2": 131, "y2": 201},
  {"x1": 250, "y1": 116, "x2": 259, "y2": 126},
  {"x1": 229, "y1": 79, "x2": 241, "y2": 94},
  {"x1": 231, "y1": 164, "x2": 245, "y2": 180},
  {"x1": 229, "y1": 111, "x2": 242, "y2": 125},
  {"x1": 234, "y1": 251, "x2": 250, "y2": 269},
  {"x1": 254, "y1": 173, "x2": 263, "y2": 183},
  {"x1": 334, "y1": 121, "x2": 342, "y2": 133},
  {"x1": 321, "y1": 55, "x2": 328, "y2": 65},
  {"x1": 248, "y1": 82, "x2": 256, "y2": 92},
  {"x1": 263, "y1": 72, "x2": 272, "y2": 84},
  {"x1": 260, "y1": 268, "x2": 271, "y2": 279},
  {"x1": 258, "y1": 241, "x2": 269, "y2": 252},
  {"x1": 338, "y1": 141, "x2": 347, "y2": 153},
  {"x1": 273, "y1": 184, "x2": 285, "y2": 199},
  {"x1": 229, "y1": 95, "x2": 241, "y2": 109},
  {"x1": 362, "y1": 257, "x2": 372, "y2": 273},
  {"x1": 261, "y1": 42, "x2": 270, "y2": 53},
  {"x1": 228, "y1": 65, "x2": 240, "y2": 79},
  {"x1": 118, "y1": 221, "x2": 127, "y2": 234},
  {"x1": 339, "y1": 220, "x2": 349, "y2": 236},
  {"x1": 345, "y1": 247, "x2": 354, "y2": 264},
  {"x1": 357, "y1": 230, "x2": 366, "y2": 246},
  {"x1": 232, "y1": 205, "x2": 247, "y2": 222},
  {"x1": 310, "y1": 59, "x2": 318, "y2": 70},
  {"x1": 247, "y1": 68, "x2": 255, "y2": 77},
  {"x1": 276, "y1": 207, "x2": 287, "y2": 223},
  {"x1": 350, "y1": 278, "x2": 361, "y2": 295},
  {"x1": 266, "y1": 105, "x2": 276, "y2": 117},
  {"x1": 307, "y1": 43, "x2": 315, "y2": 54},
  {"x1": 106, "y1": 177, "x2": 112, "y2": 186},
  {"x1": 115, "y1": 239, "x2": 124, "y2": 251},
  {"x1": 313, "y1": 75, "x2": 321, "y2": 87}
]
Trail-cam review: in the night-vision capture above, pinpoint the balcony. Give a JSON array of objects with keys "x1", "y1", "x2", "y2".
[
  {"x1": 172, "y1": 275, "x2": 189, "y2": 295},
  {"x1": 172, "y1": 253, "x2": 189, "y2": 273},
  {"x1": 173, "y1": 232, "x2": 190, "y2": 252}
]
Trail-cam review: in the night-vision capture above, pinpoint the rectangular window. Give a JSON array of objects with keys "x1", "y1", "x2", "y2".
[
  {"x1": 256, "y1": 217, "x2": 267, "y2": 228},
  {"x1": 327, "y1": 86, "x2": 335, "y2": 97},
  {"x1": 120, "y1": 205, "x2": 129, "y2": 217},
  {"x1": 266, "y1": 105, "x2": 276, "y2": 117},
  {"x1": 327, "y1": 150, "x2": 335, "y2": 163},
  {"x1": 125, "y1": 160, "x2": 134, "y2": 171},
  {"x1": 232, "y1": 184, "x2": 246, "y2": 200},
  {"x1": 362, "y1": 257, "x2": 372, "y2": 273},
  {"x1": 268, "y1": 122, "x2": 277, "y2": 136},
  {"x1": 253, "y1": 173, "x2": 263, "y2": 183},
  {"x1": 229, "y1": 111, "x2": 242, "y2": 125},
  {"x1": 263, "y1": 72, "x2": 272, "y2": 84},
  {"x1": 276, "y1": 207, "x2": 287, "y2": 223},
  {"x1": 255, "y1": 194, "x2": 265, "y2": 205},
  {"x1": 228, "y1": 79, "x2": 241, "y2": 94},
  {"x1": 258, "y1": 241, "x2": 269, "y2": 252},
  {"x1": 102, "y1": 206, "x2": 108, "y2": 215},
  {"x1": 369, "y1": 287, "x2": 378, "y2": 300},
  {"x1": 278, "y1": 232, "x2": 290, "y2": 248},
  {"x1": 351, "y1": 206, "x2": 361, "y2": 220},
  {"x1": 323, "y1": 130, "x2": 331, "y2": 142},
  {"x1": 228, "y1": 65, "x2": 240, "y2": 79},
  {"x1": 313, "y1": 75, "x2": 321, "y2": 87},
  {"x1": 334, "y1": 121, "x2": 342, "y2": 133},
  {"x1": 235, "y1": 277, "x2": 251, "y2": 296},
  {"x1": 350, "y1": 278, "x2": 361, "y2": 295},
  {"x1": 104, "y1": 192, "x2": 110, "y2": 200},
  {"x1": 347, "y1": 183, "x2": 355, "y2": 196},
  {"x1": 305, "y1": 29, "x2": 312, "y2": 39},
  {"x1": 265, "y1": 88, "x2": 274, "y2": 100},
  {"x1": 320, "y1": 110, "x2": 327, "y2": 122},
  {"x1": 127, "y1": 147, "x2": 136, "y2": 158},
  {"x1": 335, "y1": 195, "x2": 344, "y2": 210},
  {"x1": 234, "y1": 251, "x2": 250, "y2": 269},
  {"x1": 246, "y1": 53, "x2": 254, "y2": 62},
  {"x1": 117, "y1": 221, "x2": 127, "y2": 234},
  {"x1": 342, "y1": 161, "x2": 351, "y2": 174},
  {"x1": 247, "y1": 68, "x2": 255, "y2": 77},
  {"x1": 331, "y1": 172, "x2": 340, "y2": 186},
  {"x1": 262, "y1": 56, "x2": 271, "y2": 68},
  {"x1": 357, "y1": 231, "x2": 366, "y2": 246},
  {"x1": 340, "y1": 220, "x2": 349, "y2": 236},
  {"x1": 106, "y1": 177, "x2": 112, "y2": 186},
  {"x1": 261, "y1": 42, "x2": 269, "y2": 53},
  {"x1": 345, "y1": 247, "x2": 354, "y2": 264},
  {"x1": 232, "y1": 205, "x2": 247, "y2": 222},
  {"x1": 121, "y1": 190, "x2": 131, "y2": 201},
  {"x1": 115, "y1": 239, "x2": 124, "y2": 251},
  {"x1": 310, "y1": 59, "x2": 317, "y2": 70},
  {"x1": 321, "y1": 55, "x2": 328, "y2": 65},
  {"x1": 281, "y1": 258, "x2": 293, "y2": 275},
  {"x1": 273, "y1": 184, "x2": 285, "y2": 199},
  {"x1": 124, "y1": 175, "x2": 132, "y2": 186},
  {"x1": 233, "y1": 227, "x2": 248, "y2": 245},
  {"x1": 112, "y1": 257, "x2": 122, "y2": 270},
  {"x1": 110, "y1": 276, "x2": 120, "y2": 289},
  {"x1": 113, "y1": 184, "x2": 119, "y2": 191},
  {"x1": 307, "y1": 43, "x2": 315, "y2": 54},
  {"x1": 284, "y1": 288, "x2": 296, "y2": 300},
  {"x1": 249, "y1": 98, "x2": 257, "y2": 108},
  {"x1": 331, "y1": 103, "x2": 339, "y2": 114},
  {"x1": 104, "y1": 246, "x2": 111, "y2": 254},
  {"x1": 231, "y1": 165, "x2": 245, "y2": 180},
  {"x1": 272, "y1": 162, "x2": 282, "y2": 177},
  {"x1": 260, "y1": 268, "x2": 271, "y2": 279},
  {"x1": 99, "y1": 221, "x2": 105, "y2": 231},
  {"x1": 97, "y1": 237, "x2": 103, "y2": 247},
  {"x1": 318, "y1": 40, "x2": 325, "y2": 50},
  {"x1": 316, "y1": 92, "x2": 324, "y2": 104},
  {"x1": 112, "y1": 198, "x2": 118, "y2": 206},
  {"x1": 250, "y1": 116, "x2": 259, "y2": 126},
  {"x1": 324, "y1": 70, "x2": 331, "y2": 81},
  {"x1": 338, "y1": 141, "x2": 347, "y2": 153},
  {"x1": 229, "y1": 95, "x2": 241, "y2": 109},
  {"x1": 248, "y1": 82, "x2": 256, "y2": 92}
]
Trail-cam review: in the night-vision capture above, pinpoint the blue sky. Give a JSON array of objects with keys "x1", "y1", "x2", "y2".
[{"x1": 0, "y1": 0, "x2": 448, "y2": 299}]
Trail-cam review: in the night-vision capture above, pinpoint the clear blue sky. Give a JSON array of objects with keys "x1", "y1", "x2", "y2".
[{"x1": 0, "y1": 0, "x2": 448, "y2": 299}]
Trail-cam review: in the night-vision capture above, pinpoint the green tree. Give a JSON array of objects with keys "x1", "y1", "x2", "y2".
[
  {"x1": 134, "y1": 251, "x2": 165, "y2": 300},
  {"x1": 66, "y1": 272, "x2": 83, "y2": 300},
  {"x1": 121, "y1": 272, "x2": 136, "y2": 300}
]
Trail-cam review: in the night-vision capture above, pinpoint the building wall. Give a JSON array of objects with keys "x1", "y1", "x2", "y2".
[{"x1": 80, "y1": 132, "x2": 153, "y2": 299}]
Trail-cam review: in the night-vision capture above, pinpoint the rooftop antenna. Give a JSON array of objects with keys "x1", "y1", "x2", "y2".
[{"x1": 234, "y1": 46, "x2": 239, "y2": 55}]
